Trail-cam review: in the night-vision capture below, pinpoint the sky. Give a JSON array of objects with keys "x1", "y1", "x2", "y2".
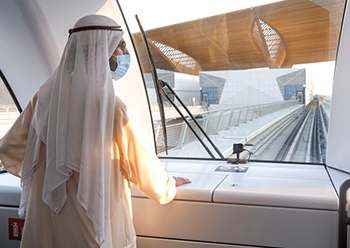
[{"x1": 293, "y1": 61, "x2": 335, "y2": 96}]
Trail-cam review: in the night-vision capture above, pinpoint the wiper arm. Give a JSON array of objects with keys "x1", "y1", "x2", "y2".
[
  {"x1": 159, "y1": 80, "x2": 225, "y2": 159},
  {"x1": 136, "y1": 15, "x2": 168, "y2": 155},
  {"x1": 136, "y1": 15, "x2": 225, "y2": 159}
]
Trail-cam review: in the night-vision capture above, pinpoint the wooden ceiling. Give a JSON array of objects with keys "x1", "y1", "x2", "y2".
[{"x1": 132, "y1": 0, "x2": 344, "y2": 75}]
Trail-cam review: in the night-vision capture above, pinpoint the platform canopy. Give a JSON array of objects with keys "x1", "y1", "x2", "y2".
[{"x1": 133, "y1": 0, "x2": 344, "y2": 75}]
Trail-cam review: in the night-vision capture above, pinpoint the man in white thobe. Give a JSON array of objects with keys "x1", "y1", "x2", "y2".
[{"x1": 0, "y1": 14, "x2": 190, "y2": 248}]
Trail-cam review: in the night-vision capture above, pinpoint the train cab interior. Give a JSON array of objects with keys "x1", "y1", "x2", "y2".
[{"x1": 1, "y1": 0, "x2": 350, "y2": 247}]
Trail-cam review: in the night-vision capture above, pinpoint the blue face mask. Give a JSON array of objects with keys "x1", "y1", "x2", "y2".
[{"x1": 111, "y1": 54, "x2": 130, "y2": 81}]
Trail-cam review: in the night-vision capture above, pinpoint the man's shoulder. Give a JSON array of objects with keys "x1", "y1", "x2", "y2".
[{"x1": 114, "y1": 96, "x2": 127, "y2": 112}]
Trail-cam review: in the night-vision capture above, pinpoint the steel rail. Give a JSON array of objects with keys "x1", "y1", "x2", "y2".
[
  {"x1": 311, "y1": 100, "x2": 321, "y2": 163},
  {"x1": 274, "y1": 101, "x2": 315, "y2": 161}
]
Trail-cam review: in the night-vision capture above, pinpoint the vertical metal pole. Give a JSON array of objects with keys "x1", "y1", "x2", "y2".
[
  {"x1": 217, "y1": 112, "x2": 224, "y2": 133},
  {"x1": 178, "y1": 122, "x2": 188, "y2": 149}
]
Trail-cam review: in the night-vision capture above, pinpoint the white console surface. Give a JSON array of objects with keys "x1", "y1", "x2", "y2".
[
  {"x1": 214, "y1": 173, "x2": 338, "y2": 210},
  {"x1": 131, "y1": 171, "x2": 227, "y2": 202},
  {"x1": 132, "y1": 159, "x2": 339, "y2": 211},
  {"x1": 1, "y1": 159, "x2": 339, "y2": 210}
]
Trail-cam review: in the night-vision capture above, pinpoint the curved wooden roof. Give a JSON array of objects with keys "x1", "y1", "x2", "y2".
[{"x1": 133, "y1": 0, "x2": 344, "y2": 75}]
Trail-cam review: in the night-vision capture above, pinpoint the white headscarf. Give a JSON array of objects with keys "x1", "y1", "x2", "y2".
[{"x1": 19, "y1": 14, "x2": 123, "y2": 246}]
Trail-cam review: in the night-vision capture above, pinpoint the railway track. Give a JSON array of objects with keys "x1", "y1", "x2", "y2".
[
  {"x1": 244, "y1": 100, "x2": 325, "y2": 163},
  {"x1": 274, "y1": 101, "x2": 316, "y2": 161},
  {"x1": 274, "y1": 100, "x2": 323, "y2": 163}
]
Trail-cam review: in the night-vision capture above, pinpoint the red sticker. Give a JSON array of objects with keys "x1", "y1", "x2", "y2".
[{"x1": 8, "y1": 218, "x2": 25, "y2": 240}]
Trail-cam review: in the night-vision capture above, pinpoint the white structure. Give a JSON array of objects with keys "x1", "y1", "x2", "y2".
[
  {"x1": 200, "y1": 68, "x2": 311, "y2": 108},
  {"x1": 145, "y1": 69, "x2": 200, "y2": 107}
]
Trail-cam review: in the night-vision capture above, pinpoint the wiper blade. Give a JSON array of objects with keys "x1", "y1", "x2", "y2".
[
  {"x1": 136, "y1": 15, "x2": 168, "y2": 155},
  {"x1": 135, "y1": 15, "x2": 225, "y2": 159},
  {"x1": 159, "y1": 80, "x2": 225, "y2": 159}
]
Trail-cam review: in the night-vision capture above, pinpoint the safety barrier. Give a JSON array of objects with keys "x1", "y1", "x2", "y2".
[
  {"x1": 155, "y1": 100, "x2": 299, "y2": 152},
  {"x1": 0, "y1": 104, "x2": 19, "y2": 120}
]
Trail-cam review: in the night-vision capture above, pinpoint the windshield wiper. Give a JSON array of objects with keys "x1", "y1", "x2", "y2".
[
  {"x1": 136, "y1": 15, "x2": 225, "y2": 159},
  {"x1": 158, "y1": 80, "x2": 225, "y2": 159},
  {"x1": 135, "y1": 15, "x2": 168, "y2": 155}
]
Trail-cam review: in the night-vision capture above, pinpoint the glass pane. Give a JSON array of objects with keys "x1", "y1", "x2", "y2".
[
  {"x1": 120, "y1": 0, "x2": 345, "y2": 162},
  {"x1": 0, "y1": 74, "x2": 20, "y2": 172}
]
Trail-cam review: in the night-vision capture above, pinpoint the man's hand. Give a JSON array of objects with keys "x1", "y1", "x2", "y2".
[{"x1": 173, "y1": 176, "x2": 191, "y2": 187}]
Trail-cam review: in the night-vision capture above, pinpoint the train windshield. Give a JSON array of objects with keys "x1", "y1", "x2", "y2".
[{"x1": 119, "y1": 0, "x2": 346, "y2": 163}]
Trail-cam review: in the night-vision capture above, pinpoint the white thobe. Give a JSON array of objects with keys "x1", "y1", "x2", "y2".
[{"x1": 0, "y1": 94, "x2": 176, "y2": 248}]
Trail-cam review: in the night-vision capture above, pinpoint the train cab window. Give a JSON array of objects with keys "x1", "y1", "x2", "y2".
[
  {"x1": 0, "y1": 70, "x2": 20, "y2": 172},
  {"x1": 121, "y1": 0, "x2": 345, "y2": 163}
]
